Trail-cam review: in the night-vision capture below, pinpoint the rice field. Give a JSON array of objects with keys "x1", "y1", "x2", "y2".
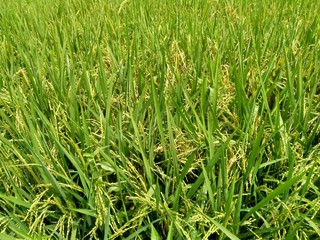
[{"x1": 0, "y1": 0, "x2": 319, "y2": 239}]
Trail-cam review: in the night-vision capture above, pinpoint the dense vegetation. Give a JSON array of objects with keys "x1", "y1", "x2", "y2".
[{"x1": 0, "y1": 0, "x2": 319, "y2": 239}]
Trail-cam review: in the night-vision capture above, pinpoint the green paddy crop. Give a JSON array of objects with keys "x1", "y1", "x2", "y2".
[{"x1": 0, "y1": 0, "x2": 319, "y2": 239}]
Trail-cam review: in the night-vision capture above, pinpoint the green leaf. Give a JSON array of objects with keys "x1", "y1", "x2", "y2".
[
  {"x1": 151, "y1": 223, "x2": 162, "y2": 240},
  {"x1": 241, "y1": 172, "x2": 304, "y2": 223},
  {"x1": 0, "y1": 233, "x2": 24, "y2": 240},
  {"x1": 210, "y1": 219, "x2": 240, "y2": 240}
]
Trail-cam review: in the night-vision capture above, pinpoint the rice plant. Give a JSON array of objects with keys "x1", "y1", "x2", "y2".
[{"x1": 0, "y1": 0, "x2": 319, "y2": 239}]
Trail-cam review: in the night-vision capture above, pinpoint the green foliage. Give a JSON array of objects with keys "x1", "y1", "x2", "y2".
[{"x1": 0, "y1": 0, "x2": 319, "y2": 239}]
